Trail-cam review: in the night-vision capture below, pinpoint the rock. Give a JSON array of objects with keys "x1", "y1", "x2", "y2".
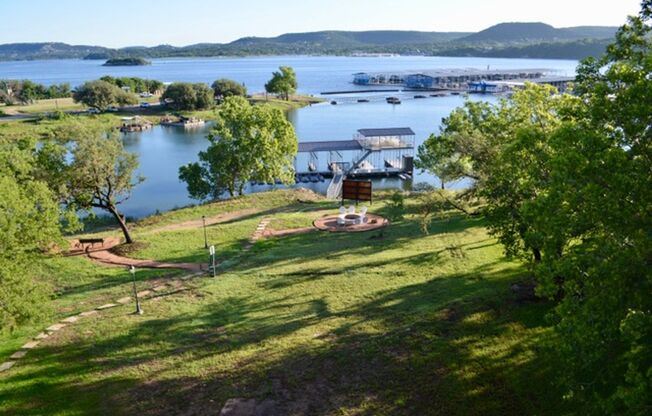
[{"x1": 219, "y1": 398, "x2": 277, "y2": 416}]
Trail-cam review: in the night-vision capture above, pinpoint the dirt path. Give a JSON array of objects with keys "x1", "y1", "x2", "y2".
[
  {"x1": 68, "y1": 236, "x2": 203, "y2": 271},
  {"x1": 87, "y1": 249, "x2": 204, "y2": 272},
  {"x1": 145, "y1": 208, "x2": 260, "y2": 234}
]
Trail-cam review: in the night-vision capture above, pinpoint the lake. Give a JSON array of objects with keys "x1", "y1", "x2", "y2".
[{"x1": 0, "y1": 56, "x2": 579, "y2": 217}]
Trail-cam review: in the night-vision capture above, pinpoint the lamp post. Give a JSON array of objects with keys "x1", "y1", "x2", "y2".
[
  {"x1": 130, "y1": 265, "x2": 143, "y2": 315},
  {"x1": 202, "y1": 215, "x2": 208, "y2": 249}
]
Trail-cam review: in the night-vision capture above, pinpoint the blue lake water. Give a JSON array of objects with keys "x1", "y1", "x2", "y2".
[{"x1": 0, "y1": 56, "x2": 579, "y2": 217}]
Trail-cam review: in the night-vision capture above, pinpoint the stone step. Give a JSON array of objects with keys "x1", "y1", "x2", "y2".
[
  {"x1": 79, "y1": 310, "x2": 98, "y2": 317},
  {"x1": 116, "y1": 297, "x2": 132, "y2": 304},
  {"x1": 0, "y1": 361, "x2": 15, "y2": 372},
  {"x1": 61, "y1": 316, "x2": 79, "y2": 324},
  {"x1": 152, "y1": 285, "x2": 167, "y2": 292},
  {"x1": 10, "y1": 351, "x2": 27, "y2": 359},
  {"x1": 34, "y1": 332, "x2": 49, "y2": 340},
  {"x1": 21, "y1": 341, "x2": 40, "y2": 349},
  {"x1": 46, "y1": 323, "x2": 66, "y2": 332},
  {"x1": 136, "y1": 290, "x2": 151, "y2": 297},
  {"x1": 96, "y1": 303, "x2": 118, "y2": 310}
]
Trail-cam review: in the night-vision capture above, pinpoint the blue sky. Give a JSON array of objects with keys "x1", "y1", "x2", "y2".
[{"x1": 0, "y1": 0, "x2": 642, "y2": 47}]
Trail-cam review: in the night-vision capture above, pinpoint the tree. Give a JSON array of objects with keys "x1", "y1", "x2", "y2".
[
  {"x1": 72, "y1": 80, "x2": 137, "y2": 111},
  {"x1": 37, "y1": 123, "x2": 143, "y2": 244},
  {"x1": 264, "y1": 66, "x2": 297, "y2": 100},
  {"x1": 161, "y1": 82, "x2": 213, "y2": 111},
  {"x1": 532, "y1": 6, "x2": 652, "y2": 413},
  {"x1": 211, "y1": 78, "x2": 247, "y2": 98},
  {"x1": 179, "y1": 96, "x2": 297, "y2": 198},
  {"x1": 0, "y1": 139, "x2": 63, "y2": 331}
]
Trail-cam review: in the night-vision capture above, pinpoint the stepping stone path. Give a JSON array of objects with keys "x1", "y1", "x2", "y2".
[
  {"x1": 1, "y1": 275, "x2": 197, "y2": 374},
  {"x1": 244, "y1": 217, "x2": 272, "y2": 251}
]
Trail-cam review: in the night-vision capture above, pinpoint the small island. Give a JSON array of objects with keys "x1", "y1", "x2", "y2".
[{"x1": 103, "y1": 57, "x2": 151, "y2": 66}]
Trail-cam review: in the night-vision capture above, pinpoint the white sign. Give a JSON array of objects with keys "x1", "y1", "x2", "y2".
[{"x1": 209, "y1": 245, "x2": 215, "y2": 255}]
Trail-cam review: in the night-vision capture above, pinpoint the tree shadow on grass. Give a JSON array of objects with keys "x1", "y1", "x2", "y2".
[{"x1": 0, "y1": 262, "x2": 565, "y2": 416}]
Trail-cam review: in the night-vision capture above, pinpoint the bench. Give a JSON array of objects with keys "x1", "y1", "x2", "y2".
[{"x1": 77, "y1": 238, "x2": 105, "y2": 249}]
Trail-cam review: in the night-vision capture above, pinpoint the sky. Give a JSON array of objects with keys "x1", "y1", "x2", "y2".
[{"x1": 0, "y1": 0, "x2": 642, "y2": 47}]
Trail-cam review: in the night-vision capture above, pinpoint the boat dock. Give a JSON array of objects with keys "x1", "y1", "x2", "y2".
[{"x1": 294, "y1": 127, "x2": 415, "y2": 197}]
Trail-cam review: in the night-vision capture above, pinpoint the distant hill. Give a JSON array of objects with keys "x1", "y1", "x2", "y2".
[
  {"x1": 233, "y1": 30, "x2": 468, "y2": 46},
  {"x1": 461, "y1": 22, "x2": 618, "y2": 43},
  {"x1": 0, "y1": 42, "x2": 110, "y2": 60},
  {"x1": 0, "y1": 24, "x2": 619, "y2": 62}
]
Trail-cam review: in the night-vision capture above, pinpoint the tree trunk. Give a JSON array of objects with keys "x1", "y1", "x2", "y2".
[
  {"x1": 532, "y1": 248, "x2": 542, "y2": 263},
  {"x1": 108, "y1": 205, "x2": 133, "y2": 244}
]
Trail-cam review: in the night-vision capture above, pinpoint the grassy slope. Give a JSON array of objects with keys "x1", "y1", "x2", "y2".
[{"x1": 0, "y1": 190, "x2": 566, "y2": 415}]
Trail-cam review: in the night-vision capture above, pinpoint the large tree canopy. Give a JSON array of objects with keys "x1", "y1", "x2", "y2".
[
  {"x1": 179, "y1": 96, "x2": 297, "y2": 198},
  {"x1": 211, "y1": 78, "x2": 247, "y2": 98},
  {"x1": 161, "y1": 82, "x2": 214, "y2": 111},
  {"x1": 36, "y1": 122, "x2": 143, "y2": 244},
  {"x1": 417, "y1": 3, "x2": 652, "y2": 413},
  {"x1": 72, "y1": 80, "x2": 137, "y2": 111}
]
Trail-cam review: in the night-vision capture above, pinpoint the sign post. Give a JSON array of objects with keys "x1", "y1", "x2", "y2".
[
  {"x1": 130, "y1": 265, "x2": 143, "y2": 315},
  {"x1": 209, "y1": 245, "x2": 216, "y2": 277}
]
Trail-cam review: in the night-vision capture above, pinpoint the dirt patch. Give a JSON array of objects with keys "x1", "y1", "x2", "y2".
[{"x1": 110, "y1": 241, "x2": 150, "y2": 257}]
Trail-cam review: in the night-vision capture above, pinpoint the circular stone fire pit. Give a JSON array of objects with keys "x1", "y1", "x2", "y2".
[
  {"x1": 313, "y1": 213, "x2": 389, "y2": 233},
  {"x1": 343, "y1": 213, "x2": 366, "y2": 225}
]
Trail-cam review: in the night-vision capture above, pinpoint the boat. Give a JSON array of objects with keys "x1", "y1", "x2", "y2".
[
  {"x1": 330, "y1": 100, "x2": 337, "y2": 105},
  {"x1": 414, "y1": 95, "x2": 427, "y2": 99},
  {"x1": 386, "y1": 96, "x2": 401, "y2": 104},
  {"x1": 450, "y1": 91, "x2": 461, "y2": 96},
  {"x1": 160, "y1": 116, "x2": 205, "y2": 128},
  {"x1": 357, "y1": 99, "x2": 370, "y2": 103}
]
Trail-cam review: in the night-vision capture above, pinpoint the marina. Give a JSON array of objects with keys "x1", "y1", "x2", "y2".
[{"x1": 352, "y1": 68, "x2": 574, "y2": 92}]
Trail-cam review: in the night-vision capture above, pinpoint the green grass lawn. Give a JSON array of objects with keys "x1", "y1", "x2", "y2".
[{"x1": 0, "y1": 190, "x2": 567, "y2": 415}]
